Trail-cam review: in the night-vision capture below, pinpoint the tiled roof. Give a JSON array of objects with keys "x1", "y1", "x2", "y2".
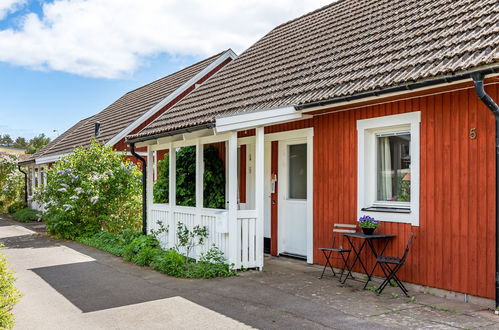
[
  {"x1": 38, "y1": 51, "x2": 231, "y2": 158},
  {"x1": 18, "y1": 116, "x2": 94, "y2": 164},
  {"x1": 132, "y1": 0, "x2": 499, "y2": 140}
]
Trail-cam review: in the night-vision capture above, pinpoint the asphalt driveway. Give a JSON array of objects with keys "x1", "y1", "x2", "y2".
[{"x1": 0, "y1": 216, "x2": 497, "y2": 329}]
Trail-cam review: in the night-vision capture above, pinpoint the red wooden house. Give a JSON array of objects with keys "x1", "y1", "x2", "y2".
[{"x1": 127, "y1": 0, "x2": 499, "y2": 305}]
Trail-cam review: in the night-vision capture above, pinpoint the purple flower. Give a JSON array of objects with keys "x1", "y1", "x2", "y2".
[
  {"x1": 90, "y1": 196, "x2": 99, "y2": 204},
  {"x1": 57, "y1": 188, "x2": 67, "y2": 193}
]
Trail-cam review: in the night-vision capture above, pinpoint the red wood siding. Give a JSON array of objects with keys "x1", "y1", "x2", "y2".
[
  {"x1": 271, "y1": 141, "x2": 279, "y2": 256},
  {"x1": 239, "y1": 145, "x2": 247, "y2": 203},
  {"x1": 265, "y1": 83, "x2": 498, "y2": 299}
]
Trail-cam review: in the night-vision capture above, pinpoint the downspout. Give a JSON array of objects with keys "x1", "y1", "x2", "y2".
[
  {"x1": 471, "y1": 73, "x2": 499, "y2": 308},
  {"x1": 17, "y1": 166, "x2": 28, "y2": 205},
  {"x1": 130, "y1": 143, "x2": 147, "y2": 235}
]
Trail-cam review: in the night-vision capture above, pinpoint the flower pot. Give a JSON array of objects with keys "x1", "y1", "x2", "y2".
[{"x1": 362, "y1": 227, "x2": 375, "y2": 235}]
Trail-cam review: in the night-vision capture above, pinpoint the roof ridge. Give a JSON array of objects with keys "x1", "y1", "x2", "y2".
[
  {"x1": 123, "y1": 50, "x2": 230, "y2": 96},
  {"x1": 270, "y1": 0, "x2": 346, "y2": 32}
]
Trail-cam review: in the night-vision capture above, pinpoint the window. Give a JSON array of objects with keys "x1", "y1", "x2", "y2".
[
  {"x1": 357, "y1": 112, "x2": 420, "y2": 226},
  {"x1": 376, "y1": 132, "x2": 411, "y2": 204},
  {"x1": 288, "y1": 144, "x2": 307, "y2": 199}
]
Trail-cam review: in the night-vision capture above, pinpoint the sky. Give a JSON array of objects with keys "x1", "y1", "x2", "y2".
[{"x1": 0, "y1": 0, "x2": 332, "y2": 140}]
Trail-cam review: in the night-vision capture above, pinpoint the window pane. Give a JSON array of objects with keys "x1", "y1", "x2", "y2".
[
  {"x1": 153, "y1": 151, "x2": 169, "y2": 204},
  {"x1": 289, "y1": 144, "x2": 307, "y2": 199},
  {"x1": 376, "y1": 133, "x2": 411, "y2": 202},
  {"x1": 203, "y1": 143, "x2": 226, "y2": 209},
  {"x1": 176, "y1": 146, "x2": 196, "y2": 207}
]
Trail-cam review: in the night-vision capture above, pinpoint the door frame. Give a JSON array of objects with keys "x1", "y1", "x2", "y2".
[{"x1": 265, "y1": 128, "x2": 314, "y2": 264}]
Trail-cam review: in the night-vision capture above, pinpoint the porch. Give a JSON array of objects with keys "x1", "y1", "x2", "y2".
[{"x1": 140, "y1": 125, "x2": 314, "y2": 270}]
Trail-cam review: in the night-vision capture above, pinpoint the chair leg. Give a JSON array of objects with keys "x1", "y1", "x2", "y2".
[
  {"x1": 377, "y1": 263, "x2": 395, "y2": 294},
  {"x1": 376, "y1": 263, "x2": 409, "y2": 296},
  {"x1": 339, "y1": 251, "x2": 354, "y2": 281},
  {"x1": 319, "y1": 250, "x2": 336, "y2": 279}
]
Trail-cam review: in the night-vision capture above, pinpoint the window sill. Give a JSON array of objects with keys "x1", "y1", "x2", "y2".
[{"x1": 361, "y1": 207, "x2": 411, "y2": 214}]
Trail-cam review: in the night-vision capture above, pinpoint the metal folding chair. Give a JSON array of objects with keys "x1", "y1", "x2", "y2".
[
  {"x1": 376, "y1": 233, "x2": 414, "y2": 296},
  {"x1": 319, "y1": 224, "x2": 356, "y2": 281}
]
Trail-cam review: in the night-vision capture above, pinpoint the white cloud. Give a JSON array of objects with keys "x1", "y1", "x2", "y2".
[
  {"x1": 0, "y1": 0, "x2": 332, "y2": 78},
  {"x1": 0, "y1": 0, "x2": 26, "y2": 19}
]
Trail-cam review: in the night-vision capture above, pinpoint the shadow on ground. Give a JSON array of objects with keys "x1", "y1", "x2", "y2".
[{"x1": 31, "y1": 261, "x2": 176, "y2": 313}]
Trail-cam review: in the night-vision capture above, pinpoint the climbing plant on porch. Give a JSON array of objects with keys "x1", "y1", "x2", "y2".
[{"x1": 153, "y1": 145, "x2": 226, "y2": 209}]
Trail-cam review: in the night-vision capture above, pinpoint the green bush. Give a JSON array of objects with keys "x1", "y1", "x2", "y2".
[
  {"x1": 7, "y1": 202, "x2": 25, "y2": 215},
  {"x1": 0, "y1": 154, "x2": 24, "y2": 214},
  {"x1": 36, "y1": 141, "x2": 142, "y2": 238},
  {"x1": 122, "y1": 235, "x2": 159, "y2": 263},
  {"x1": 0, "y1": 251, "x2": 21, "y2": 329},
  {"x1": 150, "y1": 249, "x2": 186, "y2": 277},
  {"x1": 12, "y1": 208, "x2": 39, "y2": 223},
  {"x1": 77, "y1": 229, "x2": 235, "y2": 279}
]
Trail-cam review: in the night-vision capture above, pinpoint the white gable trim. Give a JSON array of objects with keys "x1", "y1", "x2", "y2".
[{"x1": 106, "y1": 49, "x2": 237, "y2": 148}]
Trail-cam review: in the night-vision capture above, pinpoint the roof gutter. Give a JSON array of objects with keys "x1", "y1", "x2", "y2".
[
  {"x1": 126, "y1": 123, "x2": 215, "y2": 144},
  {"x1": 296, "y1": 66, "x2": 499, "y2": 111},
  {"x1": 130, "y1": 143, "x2": 147, "y2": 235},
  {"x1": 471, "y1": 73, "x2": 499, "y2": 310}
]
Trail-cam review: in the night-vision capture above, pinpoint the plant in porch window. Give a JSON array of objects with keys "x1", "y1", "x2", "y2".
[
  {"x1": 358, "y1": 215, "x2": 380, "y2": 235},
  {"x1": 153, "y1": 145, "x2": 226, "y2": 209}
]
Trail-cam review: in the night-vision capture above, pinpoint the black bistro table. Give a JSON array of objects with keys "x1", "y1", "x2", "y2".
[{"x1": 341, "y1": 232, "x2": 395, "y2": 288}]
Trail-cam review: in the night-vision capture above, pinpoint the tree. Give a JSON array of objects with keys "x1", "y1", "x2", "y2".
[
  {"x1": 0, "y1": 135, "x2": 13, "y2": 147},
  {"x1": 13, "y1": 137, "x2": 28, "y2": 149},
  {"x1": 26, "y1": 134, "x2": 50, "y2": 154}
]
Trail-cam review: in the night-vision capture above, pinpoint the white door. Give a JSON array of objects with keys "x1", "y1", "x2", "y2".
[{"x1": 278, "y1": 139, "x2": 308, "y2": 257}]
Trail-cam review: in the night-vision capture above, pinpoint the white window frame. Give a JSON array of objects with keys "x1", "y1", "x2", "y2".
[{"x1": 357, "y1": 111, "x2": 421, "y2": 226}]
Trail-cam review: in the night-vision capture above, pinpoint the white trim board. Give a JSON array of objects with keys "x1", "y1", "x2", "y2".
[
  {"x1": 107, "y1": 49, "x2": 237, "y2": 147},
  {"x1": 216, "y1": 106, "x2": 308, "y2": 133},
  {"x1": 36, "y1": 152, "x2": 69, "y2": 164}
]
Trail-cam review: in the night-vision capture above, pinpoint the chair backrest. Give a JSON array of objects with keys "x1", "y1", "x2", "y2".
[
  {"x1": 400, "y1": 232, "x2": 415, "y2": 262},
  {"x1": 331, "y1": 224, "x2": 356, "y2": 248},
  {"x1": 332, "y1": 223, "x2": 356, "y2": 234}
]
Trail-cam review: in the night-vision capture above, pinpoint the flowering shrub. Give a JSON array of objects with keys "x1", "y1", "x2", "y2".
[
  {"x1": 0, "y1": 154, "x2": 24, "y2": 214},
  {"x1": 36, "y1": 141, "x2": 142, "y2": 238},
  {"x1": 357, "y1": 215, "x2": 380, "y2": 229}
]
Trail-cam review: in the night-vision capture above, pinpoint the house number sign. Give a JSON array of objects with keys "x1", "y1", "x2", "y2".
[{"x1": 469, "y1": 128, "x2": 477, "y2": 140}]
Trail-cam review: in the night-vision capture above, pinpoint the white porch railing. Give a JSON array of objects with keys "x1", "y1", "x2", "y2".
[
  {"x1": 149, "y1": 205, "x2": 261, "y2": 269},
  {"x1": 236, "y1": 210, "x2": 260, "y2": 269}
]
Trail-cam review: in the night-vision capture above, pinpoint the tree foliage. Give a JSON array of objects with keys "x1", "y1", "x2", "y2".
[
  {"x1": 0, "y1": 134, "x2": 51, "y2": 154},
  {"x1": 153, "y1": 145, "x2": 225, "y2": 209},
  {"x1": 0, "y1": 250, "x2": 21, "y2": 329},
  {"x1": 0, "y1": 155, "x2": 24, "y2": 214},
  {"x1": 35, "y1": 141, "x2": 142, "y2": 238}
]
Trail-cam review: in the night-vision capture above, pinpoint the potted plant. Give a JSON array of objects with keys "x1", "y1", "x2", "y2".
[{"x1": 358, "y1": 215, "x2": 380, "y2": 235}]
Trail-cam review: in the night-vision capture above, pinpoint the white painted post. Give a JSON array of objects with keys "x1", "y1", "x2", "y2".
[
  {"x1": 227, "y1": 131, "x2": 239, "y2": 268},
  {"x1": 195, "y1": 139, "x2": 204, "y2": 257},
  {"x1": 146, "y1": 147, "x2": 154, "y2": 234},
  {"x1": 195, "y1": 139, "x2": 204, "y2": 210},
  {"x1": 255, "y1": 127, "x2": 265, "y2": 270},
  {"x1": 168, "y1": 143, "x2": 176, "y2": 248}
]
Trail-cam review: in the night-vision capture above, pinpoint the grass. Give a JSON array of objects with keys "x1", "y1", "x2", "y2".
[
  {"x1": 12, "y1": 208, "x2": 40, "y2": 223},
  {"x1": 77, "y1": 230, "x2": 236, "y2": 279}
]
